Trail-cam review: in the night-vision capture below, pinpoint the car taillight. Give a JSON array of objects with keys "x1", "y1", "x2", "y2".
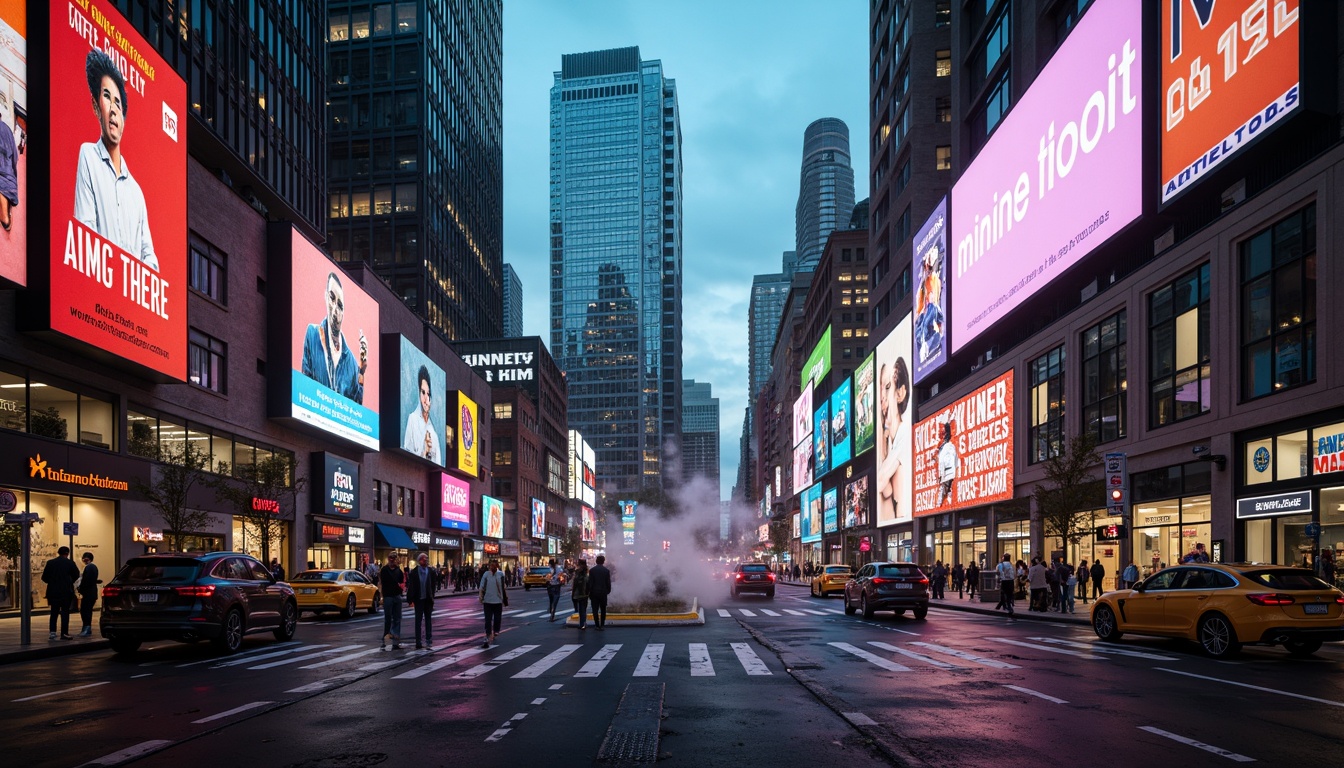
[
  {"x1": 174, "y1": 585, "x2": 216, "y2": 598},
  {"x1": 871, "y1": 578, "x2": 888, "y2": 585},
  {"x1": 735, "y1": 573, "x2": 744, "y2": 580},
  {"x1": 102, "y1": 586, "x2": 121, "y2": 598},
  {"x1": 768, "y1": 573, "x2": 776, "y2": 581},
  {"x1": 917, "y1": 578, "x2": 930, "y2": 586},
  {"x1": 1246, "y1": 593, "x2": 1294, "y2": 606},
  {"x1": 1336, "y1": 595, "x2": 1344, "y2": 605}
]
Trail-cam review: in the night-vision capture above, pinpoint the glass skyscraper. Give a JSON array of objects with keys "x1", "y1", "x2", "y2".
[
  {"x1": 502, "y1": 263, "x2": 524, "y2": 337},
  {"x1": 549, "y1": 47, "x2": 683, "y2": 494},
  {"x1": 681, "y1": 379, "x2": 720, "y2": 490},
  {"x1": 795, "y1": 118, "x2": 856, "y2": 272}
]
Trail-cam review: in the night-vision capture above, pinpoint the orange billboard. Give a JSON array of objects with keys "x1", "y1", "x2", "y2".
[
  {"x1": 912, "y1": 371, "x2": 1013, "y2": 516},
  {"x1": 1161, "y1": 0, "x2": 1300, "y2": 203}
]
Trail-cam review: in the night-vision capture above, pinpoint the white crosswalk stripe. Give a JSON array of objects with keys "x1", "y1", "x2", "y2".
[
  {"x1": 717, "y1": 609, "x2": 731, "y2": 617},
  {"x1": 512, "y1": 610, "x2": 545, "y2": 618},
  {"x1": 909, "y1": 641, "x2": 1021, "y2": 669},
  {"x1": 731, "y1": 643, "x2": 772, "y2": 675},
  {"x1": 574, "y1": 644, "x2": 623, "y2": 678},
  {"x1": 249, "y1": 644, "x2": 363, "y2": 670},
  {"x1": 392, "y1": 647, "x2": 488, "y2": 679},
  {"x1": 801, "y1": 609, "x2": 829, "y2": 616},
  {"x1": 689, "y1": 643, "x2": 715, "y2": 676},
  {"x1": 298, "y1": 648, "x2": 384, "y2": 669},
  {"x1": 829, "y1": 642, "x2": 912, "y2": 672},
  {"x1": 867, "y1": 641, "x2": 956, "y2": 669},
  {"x1": 211, "y1": 645, "x2": 330, "y2": 668},
  {"x1": 739, "y1": 609, "x2": 757, "y2": 617},
  {"x1": 456, "y1": 645, "x2": 540, "y2": 679},
  {"x1": 989, "y1": 637, "x2": 1106, "y2": 660},
  {"x1": 512, "y1": 644, "x2": 583, "y2": 678},
  {"x1": 634, "y1": 644, "x2": 664, "y2": 677},
  {"x1": 759, "y1": 609, "x2": 781, "y2": 616},
  {"x1": 782, "y1": 609, "x2": 806, "y2": 616},
  {"x1": 1032, "y1": 636, "x2": 1179, "y2": 661}
]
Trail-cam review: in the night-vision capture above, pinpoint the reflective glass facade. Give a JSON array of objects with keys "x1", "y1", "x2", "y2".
[{"x1": 795, "y1": 118, "x2": 855, "y2": 272}]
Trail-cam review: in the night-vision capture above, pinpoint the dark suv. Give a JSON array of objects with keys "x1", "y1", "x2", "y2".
[
  {"x1": 844, "y1": 562, "x2": 929, "y2": 619},
  {"x1": 729, "y1": 563, "x2": 776, "y2": 599},
  {"x1": 101, "y1": 552, "x2": 298, "y2": 655}
]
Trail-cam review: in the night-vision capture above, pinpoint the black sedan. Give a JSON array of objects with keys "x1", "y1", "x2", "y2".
[
  {"x1": 844, "y1": 561, "x2": 929, "y2": 619},
  {"x1": 729, "y1": 562, "x2": 776, "y2": 599},
  {"x1": 101, "y1": 551, "x2": 298, "y2": 655}
]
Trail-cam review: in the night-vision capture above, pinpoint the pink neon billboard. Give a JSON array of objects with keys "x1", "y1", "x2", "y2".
[{"x1": 950, "y1": 0, "x2": 1141, "y2": 353}]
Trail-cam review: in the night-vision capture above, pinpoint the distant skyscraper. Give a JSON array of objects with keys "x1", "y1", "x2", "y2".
[
  {"x1": 794, "y1": 118, "x2": 856, "y2": 272},
  {"x1": 327, "y1": 1, "x2": 504, "y2": 340},
  {"x1": 502, "y1": 263, "x2": 524, "y2": 337},
  {"x1": 682, "y1": 380, "x2": 720, "y2": 490},
  {"x1": 748, "y1": 251, "x2": 796, "y2": 401},
  {"x1": 550, "y1": 47, "x2": 683, "y2": 494}
]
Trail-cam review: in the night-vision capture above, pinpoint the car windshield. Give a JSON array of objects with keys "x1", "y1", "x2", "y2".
[
  {"x1": 740, "y1": 564, "x2": 768, "y2": 573},
  {"x1": 824, "y1": 566, "x2": 851, "y2": 574},
  {"x1": 292, "y1": 571, "x2": 341, "y2": 582},
  {"x1": 1245, "y1": 569, "x2": 1332, "y2": 590},
  {"x1": 117, "y1": 559, "x2": 202, "y2": 584},
  {"x1": 876, "y1": 564, "x2": 922, "y2": 578}
]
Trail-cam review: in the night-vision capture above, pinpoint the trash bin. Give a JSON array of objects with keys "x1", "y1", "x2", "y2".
[{"x1": 979, "y1": 572, "x2": 998, "y2": 603}]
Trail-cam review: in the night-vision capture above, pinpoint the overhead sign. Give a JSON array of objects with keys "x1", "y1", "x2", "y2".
[
  {"x1": 313, "y1": 452, "x2": 360, "y2": 519},
  {"x1": 844, "y1": 475, "x2": 869, "y2": 529},
  {"x1": 853, "y1": 353, "x2": 876, "y2": 457},
  {"x1": 581, "y1": 505, "x2": 596, "y2": 542},
  {"x1": 1094, "y1": 524, "x2": 1126, "y2": 541},
  {"x1": 812, "y1": 398, "x2": 831, "y2": 478},
  {"x1": 1161, "y1": 0, "x2": 1300, "y2": 203},
  {"x1": 1236, "y1": 491, "x2": 1312, "y2": 520},
  {"x1": 393, "y1": 336, "x2": 447, "y2": 465},
  {"x1": 829, "y1": 377, "x2": 853, "y2": 469},
  {"x1": 913, "y1": 370, "x2": 1014, "y2": 516},
  {"x1": 482, "y1": 494, "x2": 504, "y2": 538},
  {"x1": 874, "y1": 314, "x2": 913, "y2": 527},
  {"x1": 531, "y1": 498, "x2": 546, "y2": 539},
  {"x1": 458, "y1": 343, "x2": 540, "y2": 402},
  {"x1": 793, "y1": 382, "x2": 814, "y2": 448},
  {"x1": 801, "y1": 483, "x2": 823, "y2": 543},
  {"x1": 132, "y1": 526, "x2": 163, "y2": 542},
  {"x1": 912, "y1": 197, "x2": 948, "y2": 383},
  {"x1": 800, "y1": 326, "x2": 832, "y2": 391},
  {"x1": 454, "y1": 392, "x2": 479, "y2": 476},
  {"x1": 823, "y1": 487, "x2": 838, "y2": 534},
  {"x1": 438, "y1": 473, "x2": 470, "y2": 531},
  {"x1": 792, "y1": 439, "x2": 813, "y2": 496},
  {"x1": 313, "y1": 521, "x2": 348, "y2": 544}
]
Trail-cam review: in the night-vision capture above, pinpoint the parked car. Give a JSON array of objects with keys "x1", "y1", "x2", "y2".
[
  {"x1": 101, "y1": 552, "x2": 298, "y2": 655},
  {"x1": 523, "y1": 566, "x2": 554, "y2": 590},
  {"x1": 810, "y1": 564, "x2": 852, "y2": 598},
  {"x1": 729, "y1": 562, "x2": 776, "y2": 599},
  {"x1": 1091, "y1": 563, "x2": 1344, "y2": 658},
  {"x1": 291, "y1": 569, "x2": 381, "y2": 618},
  {"x1": 844, "y1": 562, "x2": 929, "y2": 619}
]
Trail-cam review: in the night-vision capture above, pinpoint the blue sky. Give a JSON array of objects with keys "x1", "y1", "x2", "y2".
[{"x1": 503, "y1": 1, "x2": 870, "y2": 501}]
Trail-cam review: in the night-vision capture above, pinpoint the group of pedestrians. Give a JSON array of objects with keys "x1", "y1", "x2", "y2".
[{"x1": 40, "y1": 547, "x2": 100, "y2": 640}]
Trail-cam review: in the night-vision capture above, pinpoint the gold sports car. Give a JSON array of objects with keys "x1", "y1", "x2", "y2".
[
  {"x1": 292, "y1": 569, "x2": 382, "y2": 618},
  {"x1": 1090, "y1": 563, "x2": 1344, "y2": 658},
  {"x1": 811, "y1": 564, "x2": 852, "y2": 597}
]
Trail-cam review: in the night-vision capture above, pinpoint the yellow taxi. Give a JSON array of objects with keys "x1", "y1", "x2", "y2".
[
  {"x1": 810, "y1": 564, "x2": 853, "y2": 598},
  {"x1": 291, "y1": 569, "x2": 381, "y2": 619},
  {"x1": 523, "y1": 566, "x2": 556, "y2": 591},
  {"x1": 1091, "y1": 563, "x2": 1344, "y2": 658}
]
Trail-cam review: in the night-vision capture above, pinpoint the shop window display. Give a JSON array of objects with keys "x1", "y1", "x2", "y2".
[{"x1": 0, "y1": 491, "x2": 115, "y2": 611}]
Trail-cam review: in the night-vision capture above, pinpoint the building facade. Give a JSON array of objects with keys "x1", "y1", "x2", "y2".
[
  {"x1": 549, "y1": 47, "x2": 683, "y2": 495},
  {"x1": 501, "y1": 263, "x2": 524, "y2": 338},
  {"x1": 794, "y1": 118, "x2": 856, "y2": 272},
  {"x1": 681, "y1": 379, "x2": 720, "y2": 491}
]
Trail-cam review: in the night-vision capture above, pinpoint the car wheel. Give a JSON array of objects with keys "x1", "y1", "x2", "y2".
[
  {"x1": 1285, "y1": 639, "x2": 1323, "y2": 658},
  {"x1": 1092, "y1": 604, "x2": 1123, "y2": 642},
  {"x1": 894, "y1": 609, "x2": 906, "y2": 617},
  {"x1": 109, "y1": 637, "x2": 141, "y2": 655},
  {"x1": 214, "y1": 608, "x2": 244, "y2": 654},
  {"x1": 369, "y1": 592, "x2": 382, "y2": 614},
  {"x1": 1197, "y1": 613, "x2": 1241, "y2": 659},
  {"x1": 861, "y1": 594, "x2": 874, "y2": 619},
  {"x1": 913, "y1": 606, "x2": 928, "y2": 621},
  {"x1": 273, "y1": 601, "x2": 298, "y2": 642},
  {"x1": 342, "y1": 593, "x2": 357, "y2": 619},
  {"x1": 767, "y1": 590, "x2": 775, "y2": 599},
  {"x1": 844, "y1": 593, "x2": 856, "y2": 615},
  {"x1": 729, "y1": 587, "x2": 737, "y2": 600},
  {"x1": 525, "y1": 585, "x2": 531, "y2": 591}
]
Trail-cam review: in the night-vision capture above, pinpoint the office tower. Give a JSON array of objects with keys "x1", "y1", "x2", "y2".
[
  {"x1": 502, "y1": 263, "x2": 524, "y2": 337},
  {"x1": 327, "y1": 1, "x2": 504, "y2": 340},
  {"x1": 682, "y1": 380, "x2": 720, "y2": 490},
  {"x1": 748, "y1": 251, "x2": 797, "y2": 402},
  {"x1": 794, "y1": 118, "x2": 856, "y2": 272},
  {"x1": 550, "y1": 47, "x2": 683, "y2": 494}
]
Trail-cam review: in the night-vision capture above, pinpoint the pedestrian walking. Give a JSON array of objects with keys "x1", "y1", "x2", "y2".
[
  {"x1": 1027, "y1": 558, "x2": 1048, "y2": 612},
  {"x1": 361, "y1": 553, "x2": 380, "y2": 587},
  {"x1": 42, "y1": 546, "x2": 80, "y2": 640},
  {"x1": 545, "y1": 557, "x2": 565, "y2": 621},
  {"x1": 77, "y1": 552, "x2": 100, "y2": 637},
  {"x1": 1061, "y1": 561, "x2": 1077, "y2": 614},
  {"x1": 589, "y1": 554, "x2": 612, "y2": 630},
  {"x1": 570, "y1": 560, "x2": 590, "y2": 630},
  {"x1": 406, "y1": 553, "x2": 440, "y2": 650},
  {"x1": 792, "y1": 563, "x2": 801, "y2": 582},
  {"x1": 930, "y1": 561, "x2": 946, "y2": 599},
  {"x1": 952, "y1": 563, "x2": 965, "y2": 598},
  {"x1": 995, "y1": 554, "x2": 1015, "y2": 615},
  {"x1": 966, "y1": 562, "x2": 980, "y2": 599},
  {"x1": 1120, "y1": 561, "x2": 1139, "y2": 590},
  {"x1": 1053, "y1": 558, "x2": 1071, "y2": 613},
  {"x1": 479, "y1": 558, "x2": 508, "y2": 646},
  {"x1": 1076, "y1": 558, "x2": 1090, "y2": 604},
  {"x1": 379, "y1": 552, "x2": 406, "y2": 650},
  {"x1": 1045, "y1": 558, "x2": 1061, "y2": 610},
  {"x1": 1090, "y1": 560, "x2": 1106, "y2": 599}
]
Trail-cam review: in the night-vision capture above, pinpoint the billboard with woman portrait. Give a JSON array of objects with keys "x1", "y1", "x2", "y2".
[{"x1": 874, "y1": 314, "x2": 913, "y2": 527}]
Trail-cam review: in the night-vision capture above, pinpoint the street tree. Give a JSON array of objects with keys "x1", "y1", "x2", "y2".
[
  {"x1": 1034, "y1": 433, "x2": 1104, "y2": 555},
  {"x1": 560, "y1": 524, "x2": 583, "y2": 558},
  {"x1": 767, "y1": 518, "x2": 791, "y2": 560},
  {"x1": 131, "y1": 441, "x2": 213, "y2": 553},
  {"x1": 211, "y1": 454, "x2": 307, "y2": 564}
]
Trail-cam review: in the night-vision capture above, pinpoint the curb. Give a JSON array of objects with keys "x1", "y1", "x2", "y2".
[{"x1": 0, "y1": 638, "x2": 111, "y2": 665}]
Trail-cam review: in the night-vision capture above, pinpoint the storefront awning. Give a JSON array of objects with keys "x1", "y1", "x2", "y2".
[{"x1": 375, "y1": 524, "x2": 418, "y2": 550}]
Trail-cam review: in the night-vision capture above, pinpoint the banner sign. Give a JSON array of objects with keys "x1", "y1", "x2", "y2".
[{"x1": 913, "y1": 370, "x2": 1014, "y2": 516}]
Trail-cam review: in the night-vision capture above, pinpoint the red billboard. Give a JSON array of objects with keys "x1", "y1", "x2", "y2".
[
  {"x1": 913, "y1": 371, "x2": 1014, "y2": 516},
  {"x1": 49, "y1": 1, "x2": 187, "y2": 378}
]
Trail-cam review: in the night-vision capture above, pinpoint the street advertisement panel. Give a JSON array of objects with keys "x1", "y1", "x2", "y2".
[
  {"x1": 289, "y1": 231, "x2": 380, "y2": 449},
  {"x1": 823, "y1": 487, "x2": 838, "y2": 534},
  {"x1": 791, "y1": 512, "x2": 800, "y2": 540},
  {"x1": 0, "y1": 2, "x2": 25, "y2": 286},
  {"x1": 1161, "y1": 0, "x2": 1300, "y2": 204},
  {"x1": 531, "y1": 498, "x2": 546, "y2": 539},
  {"x1": 830, "y1": 377, "x2": 852, "y2": 468},
  {"x1": 874, "y1": 314, "x2": 913, "y2": 527},
  {"x1": 438, "y1": 473, "x2": 471, "y2": 531},
  {"x1": 758, "y1": 523, "x2": 770, "y2": 544},
  {"x1": 314, "y1": 452, "x2": 360, "y2": 518},
  {"x1": 397, "y1": 336, "x2": 446, "y2": 465},
  {"x1": 913, "y1": 197, "x2": 948, "y2": 382},
  {"x1": 949, "y1": 0, "x2": 1142, "y2": 353},
  {"x1": 582, "y1": 441, "x2": 596, "y2": 506},
  {"x1": 568, "y1": 430, "x2": 581, "y2": 498},
  {"x1": 581, "y1": 505, "x2": 596, "y2": 542},
  {"x1": 853, "y1": 352, "x2": 876, "y2": 456},
  {"x1": 812, "y1": 398, "x2": 830, "y2": 478},
  {"x1": 547, "y1": 536, "x2": 558, "y2": 555},
  {"x1": 482, "y1": 494, "x2": 504, "y2": 538},
  {"x1": 800, "y1": 325, "x2": 832, "y2": 390},
  {"x1": 620, "y1": 499, "x2": 636, "y2": 546},
  {"x1": 455, "y1": 391, "x2": 479, "y2": 475},
  {"x1": 845, "y1": 475, "x2": 869, "y2": 529},
  {"x1": 793, "y1": 381, "x2": 813, "y2": 448},
  {"x1": 792, "y1": 439, "x2": 813, "y2": 496},
  {"x1": 801, "y1": 483, "x2": 822, "y2": 543},
  {"x1": 913, "y1": 370, "x2": 1014, "y2": 516},
  {"x1": 50, "y1": 1, "x2": 188, "y2": 377}
]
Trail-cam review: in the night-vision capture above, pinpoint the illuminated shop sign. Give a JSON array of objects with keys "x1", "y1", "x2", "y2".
[
  {"x1": 912, "y1": 371, "x2": 1014, "y2": 516},
  {"x1": 438, "y1": 472, "x2": 471, "y2": 531}
]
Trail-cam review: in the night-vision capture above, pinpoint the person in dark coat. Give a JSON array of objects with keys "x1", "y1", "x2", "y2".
[
  {"x1": 570, "y1": 560, "x2": 590, "y2": 630},
  {"x1": 42, "y1": 546, "x2": 81, "y2": 640},
  {"x1": 406, "y1": 552, "x2": 440, "y2": 649},
  {"x1": 588, "y1": 555, "x2": 612, "y2": 630},
  {"x1": 1090, "y1": 560, "x2": 1106, "y2": 599},
  {"x1": 78, "y1": 552, "x2": 100, "y2": 637}
]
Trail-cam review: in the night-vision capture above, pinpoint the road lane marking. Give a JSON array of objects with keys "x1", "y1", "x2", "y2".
[
  {"x1": 286, "y1": 673, "x2": 362, "y2": 693},
  {"x1": 549, "y1": 684, "x2": 564, "y2": 690},
  {"x1": 513, "y1": 610, "x2": 545, "y2": 617},
  {"x1": 531, "y1": 698, "x2": 547, "y2": 705},
  {"x1": 456, "y1": 645, "x2": 540, "y2": 679},
  {"x1": 827, "y1": 609, "x2": 845, "y2": 615},
  {"x1": 801, "y1": 609, "x2": 829, "y2": 615},
  {"x1": 211, "y1": 645, "x2": 328, "y2": 668},
  {"x1": 740, "y1": 609, "x2": 757, "y2": 616},
  {"x1": 783, "y1": 609, "x2": 806, "y2": 616},
  {"x1": 1004, "y1": 685, "x2": 1068, "y2": 704},
  {"x1": 14, "y1": 681, "x2": 110, "y2": 702},
  {"x1": 299, "y1": 648, "x2": 385, "y2": 668},
  {"x1": 829, "y1": 642, "x2": 911, "y2": 672},
  {"x1": 1032, "y1": 636, "x2": 1179, "y2": 661},
  {"x1": 731, "y1": 643, "x2": 772, "y2": 675},
  {"x1": 1138, "y1": 726, "x2": 1255, "y2": 762},
  {"x1": 76, "y1": 740, "x2": 174, "y2": 767},
  {"x1": 633, "y1": 643, "x2": 665, "y2": 677},
  {"x1": 392, "y1": 647, "x2": 488, "y2": 679},
  {"x1": 909, "y1": 642, "x2": 1020, "y2": 669},
  {"x1": 867, "y1": 641, "x2": 955, "y2": 668},
  {"x1": 1154, "y1": 668, "x2": 1344, "y2": 708},
  {"x1": 988, "y1": 637, "x2": 1106, "y2": 659},
  {"x1": 177, "y1": 642, "x2": 302, "y2": 667},
  {"x1": 130, "y1": 673, "x2": 153, "y2": 679},
  {"x1": 759, "y1": 609, "x2": 781, "y2": 616},
  {"x1": 191, "y1": 701, "x2": 272, "y2": 724},
  {"x1": 512, "y1": 644, "x2": 583, "y2": 678},
  {"x1": 249, "y1": 644, "x2": 363, "y2": 670},
  {"x1": 716, "y1": 609, "x2": 731, "y2": 618},
  {"x1": 574, "y1": 644, "x2": 623, "y2": 678},
  {"x1": 689, "y1": 643, "x2": 715, "y2": 676},
  {"x1": 844, "y1": 712, "x2": 878, "y2": 726}
]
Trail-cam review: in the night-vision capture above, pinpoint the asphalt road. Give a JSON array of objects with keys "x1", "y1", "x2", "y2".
[{"x1": 3, "y1": 585, "x2": 1342, "y2": 767}]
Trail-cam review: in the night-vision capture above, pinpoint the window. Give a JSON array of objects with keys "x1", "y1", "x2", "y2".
[
  {"x1": 935, "y1": 50, "x2": 951, "y2": 77},
  {"x1": 935, "y1": 146, "x2": 951, "y2": 171},
  {"x1": 1241, "y1": 205, "x2": 1315, "y2": 399},
  {"x1": 188, "y1": 329, "x2": 226, "y2": 393},
  {"x1": 934, "y1": 0, "x2": 951, "y2": 27},
  {"x1": 1030, "y1": 345, "x2": 1066, "y2": 463},
  {"x1": 1149, "y1": 264, "x2": 1210, "y2": 427},
  {"x1": 1082, "y1": 311, "x2": 1126, "y2": 444},
  {"x1": 494, "y1": 403, "x2": 513, "y2": 420},
  {"x1": 189, "y1": 236, "x2": 227, "y2": 304},
  {"x1": 935, "y1": 97, "x2": 951, "y2": 123},
  {"x1": 970, "y1": 7, "x2": 1010, "y2": 91}
]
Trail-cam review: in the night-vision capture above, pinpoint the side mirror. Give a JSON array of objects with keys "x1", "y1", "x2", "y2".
[{"x1": 1132, "y1": 581, "x2": 1145, "y2": 593}]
